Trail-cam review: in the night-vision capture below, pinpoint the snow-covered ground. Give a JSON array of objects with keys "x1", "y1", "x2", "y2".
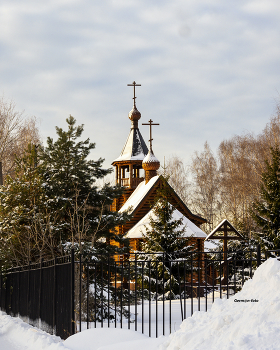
[
  {"x1": 0, "y1": 313, "x2": 165, "y2": 350},
  {"x1": 2, "y1": 258, "x2": 280, "y2": 349},
  {"x1": 77, "y1": 289, "x2": 227, "y2": 337}
]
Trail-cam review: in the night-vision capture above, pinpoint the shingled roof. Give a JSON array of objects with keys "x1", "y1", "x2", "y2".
[
  {"x1": 113, "y1": 127, "x2": 148, "y2": 163},
  {"x1": 118, "y1": 175, "x2": 206, "y2": 234}
]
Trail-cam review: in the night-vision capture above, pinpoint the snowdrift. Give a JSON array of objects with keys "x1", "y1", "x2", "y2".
[
  {"x1": 2, "y1": 258, "x2": 280, "y2": 350},
  {"x1": 0, "y1": 311, "x2": 67, "y2": 350},
  {"x1": 160, "y1": 258, "x2": 280, "y2": 350}
]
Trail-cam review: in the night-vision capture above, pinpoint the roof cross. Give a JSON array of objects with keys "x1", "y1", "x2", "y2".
[
  {"x1": 161, "y1": 156, "x2": 168, "y2": 177},
  {"x1": 142, "y1": 119, "x2": 159, "y2": 152},
  {"x1": 127, "y1": 81, "x2": 141, "y2": 107}
]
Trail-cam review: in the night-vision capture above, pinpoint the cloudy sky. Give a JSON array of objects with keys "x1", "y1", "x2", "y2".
[{"x1": 1, "y1": 0, "x2": 280, "y2": 169}]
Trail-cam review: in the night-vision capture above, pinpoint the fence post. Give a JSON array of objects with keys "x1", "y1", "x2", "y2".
[
  {"x1": 0, "y1": 270, "x2": 2, "y2": 310},
  {"x1": 5, "y1": 271, "x2": 8, "y2": 313},
  {"x1": 17, "y1": 268, "x2": 20, "y2": 317},
  {"x1": 27, "y1": 261, "x2": 30, "y2": 321},
  {"x1": 39, "y1": 258, "x2": 43, "y2": 328},
  {"x1": 53, "y1": 257, "x2": 57, "y2": 335},
  {"x1": 79, "y1": 253, "x2": 82, "y2": 333},
  {"x1": 257, "y1": 244, "x2": 261, "y2": 267},
  {"x1": 0, "y1": 161, "x2": 3, "y2": 186},
  {"x1": 71, "y1": 249, "x2": 75, "y2": 335}
]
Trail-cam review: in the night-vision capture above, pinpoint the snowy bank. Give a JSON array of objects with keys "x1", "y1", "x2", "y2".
[
  {"x1": 0, "y1": 312, "x2": 165, "y2": 350},
  {"x1": 0, "y1": 311, "x2": 67, "y2": 350},
  {"x1": 2, "y1": 258, "x2": 280, "y2": 350},
  {"x1": 160, "y1": 258, "x2": 280, "y2": 350},
  {"x1": 64, "y1": 328, "x2": 165, "y2": 350}
]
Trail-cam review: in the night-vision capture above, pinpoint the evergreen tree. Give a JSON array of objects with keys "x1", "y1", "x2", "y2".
[
  {"x1": 0, "y1": 144, "x2": 57, "y2": 267},
  {"x1": 39, "y1": 116, "x2": 132, "y2": 323},
  {"x1": 0, "y1": 117, "x2": 133, "y2": 323},
  {"x1": 0, "y1": 117, "x2": 131, "y2": 267},
  {"x1": 251, "y1": 145, "x2": 280, "y2": 255},
  {"x1": 141, "y1": 178, "x2": 194, "y2": 299},
  {"x1": 39, "y1": 115, "x2": 130, "y2": 255},
  {"x1": 142, "y1": 183, "x2": 190, "y2": 255}
]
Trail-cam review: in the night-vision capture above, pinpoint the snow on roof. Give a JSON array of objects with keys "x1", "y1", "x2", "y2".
[
  {"x1": 125, "y1": 207, "x2": 207, "y2": 238},
  {"x1": 119, "y1": 175, "x2": 159, "y2": 213},
  {"x1": 205, "y1": 219, "x2": 243, "y2": 241},
  {"x1": 206, "y1": 218, "x2": 228, "y2": 239},
  {"x1": 204, "y1": 240, "x2": 219, "y2": 251},
  {"x1": 143, "y1": 150, "x2": 160, "y2": 164},
  {"x1": 113, "y1": 128, "x2": 148, "y2": 162}
]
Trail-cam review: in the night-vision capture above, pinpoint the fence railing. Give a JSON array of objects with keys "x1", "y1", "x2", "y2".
[
  {"x1": 0, "y1": 254, "x2": 74, "y2": 339},
  {"x1": 0, "y1": 246, "x2": 271, "y2": 339}
]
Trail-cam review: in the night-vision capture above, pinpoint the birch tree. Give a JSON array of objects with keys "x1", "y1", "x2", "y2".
[
  {"x1": 190, "y1": 142, "x2": 221, "y2": 233},
  {"x1": 0, "y1": 96, "x2": 40, "y2": 179}
]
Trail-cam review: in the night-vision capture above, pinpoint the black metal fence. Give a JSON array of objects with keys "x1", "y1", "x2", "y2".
[
  {"x1": 0, "y1": 246, "x2": 268, "y2": 339},
  {"x1": 0, "y1": 254, "x2": 74, "y2": 339}
]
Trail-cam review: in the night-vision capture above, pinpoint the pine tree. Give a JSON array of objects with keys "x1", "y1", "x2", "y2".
[
  {"x1": 39, "y1": 115, "x2": 131, "y2": 255},
  {"x1": 0, "y1": 144, "x2": 57, "y2": 266},
  {"x1": 143, "y1": 186, "x2": 189, "y2": 256},
  {"x1": 0, "y1": 117, "x2": 131, "y2": 267},
  {"x1": 0, "y1": 117, "x2": 132, "y2": 323},
  {"x1": 251, "y1": 145, "x2": 280, "y2": 255},
  {"x1": 141, "y1": 178, "x2": 194, "y2": 299},
  {"x1": 39, "y1": 116, "x2": 132, "y2": 323}
]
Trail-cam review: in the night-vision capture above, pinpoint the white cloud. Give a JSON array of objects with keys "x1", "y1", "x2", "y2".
[
  {"x1": 0, "y1": 0, "x2": 279, "y2": 169},
  {"x1": 243, "y1": 0, "x2": 280, "y2": 15}
]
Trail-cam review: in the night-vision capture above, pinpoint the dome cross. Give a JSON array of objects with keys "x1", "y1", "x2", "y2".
[
  {"x1": 142, "y1": 119, "x2": 159, "y2": 152},
  {"x1": 127, "y1": 81, "x2": 141, "y2": 107}
]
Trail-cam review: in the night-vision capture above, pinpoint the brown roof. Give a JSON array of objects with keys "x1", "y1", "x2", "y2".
[
  {"x1": 119, "y1": 175, "x2": 206, "y2": 233},
  {"x1": 205, "y1": 219, "x2": 245, "y2": 241}
]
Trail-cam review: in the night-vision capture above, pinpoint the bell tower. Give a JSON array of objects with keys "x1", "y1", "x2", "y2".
[{"x1": 112, "y1": 82, "x2": 148, "y2": 208}]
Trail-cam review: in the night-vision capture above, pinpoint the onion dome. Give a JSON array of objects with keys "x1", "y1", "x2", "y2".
[
  {"x1": 129, "y1": 105, "x2": 141, "y2": 128},
  {"x1": 142, "y1": 150, "x2": 160, "y2": 171}
]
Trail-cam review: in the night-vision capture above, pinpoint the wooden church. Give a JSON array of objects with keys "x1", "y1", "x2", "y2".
[{"x1": 111, "y1": 82, "x2": 207, "y2": 252}]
